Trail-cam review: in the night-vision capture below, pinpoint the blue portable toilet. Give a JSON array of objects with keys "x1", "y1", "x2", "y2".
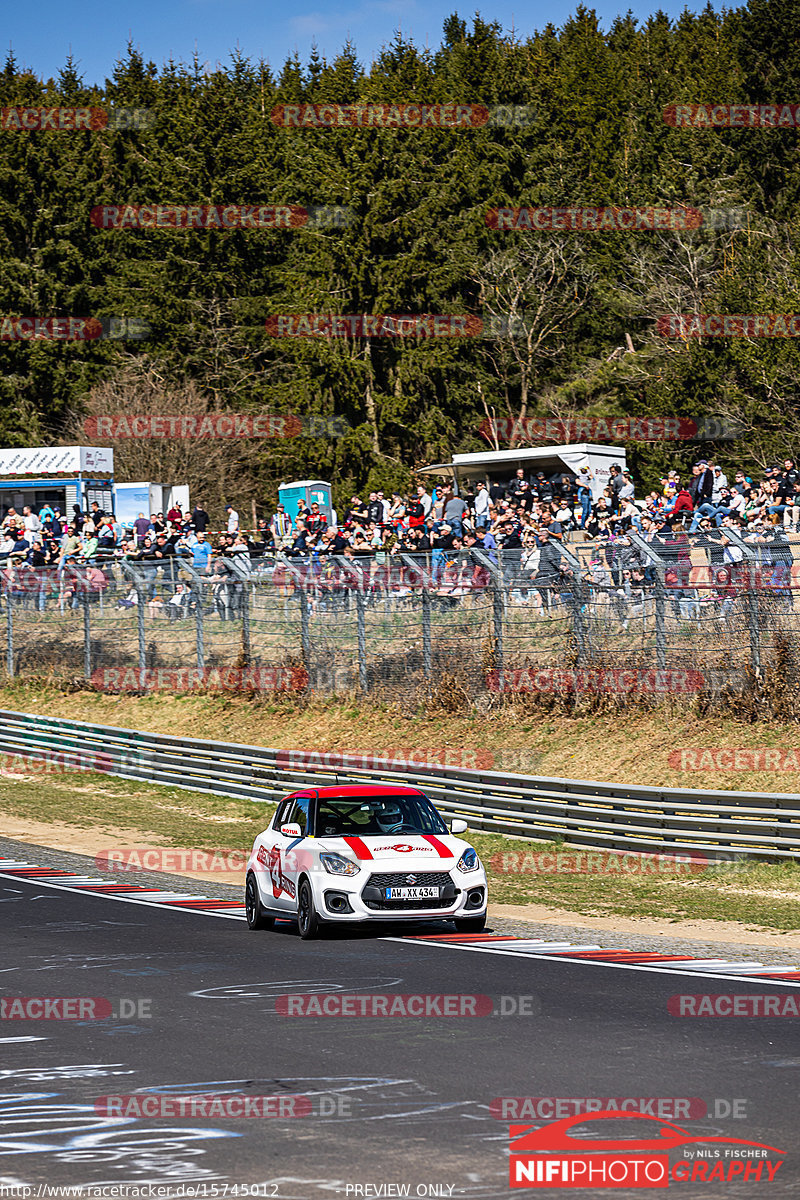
[{"x1": 278, "y1": 479, "x2": 332, "y2": 524}]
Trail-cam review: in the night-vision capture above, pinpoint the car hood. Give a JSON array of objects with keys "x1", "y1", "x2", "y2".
[{"x1": 315, "y1": 833, "x2": 462, "y2": 865}]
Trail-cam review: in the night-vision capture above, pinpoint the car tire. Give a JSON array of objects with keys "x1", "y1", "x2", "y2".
[
  {"x1": 245, "y1": 872, "x2": 274, "y2": 931},
  {"x1": 454, "y1": 914, "x2": 487, "y2": 933},
  {"x1": 297, "y1": 878, "x2": 320, "y2": 940}
]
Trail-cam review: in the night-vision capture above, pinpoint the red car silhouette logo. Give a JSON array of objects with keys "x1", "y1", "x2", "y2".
[{"x1": 511, "y1": 1111, "x2": 784, "y2": 1155}]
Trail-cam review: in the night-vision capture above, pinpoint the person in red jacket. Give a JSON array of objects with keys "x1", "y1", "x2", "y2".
[{"x1": 663, "y1": 487, "x2": 694, "y2": 520}]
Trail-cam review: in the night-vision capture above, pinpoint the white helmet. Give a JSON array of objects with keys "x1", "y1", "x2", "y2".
[{"x1": 376, "y1": 803, "x2": 403, "y2": 834}]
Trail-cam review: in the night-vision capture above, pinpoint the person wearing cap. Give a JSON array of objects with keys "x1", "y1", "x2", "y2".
[
  {"x1": 689, "y1": 461, "x2": 714, "y2": 507},
  {"x1": 533, "y1": 473, "x2": 554, "y2": 505},
  {"x1": 270, "y1": 503, "x2": 292, "y2": 541}
]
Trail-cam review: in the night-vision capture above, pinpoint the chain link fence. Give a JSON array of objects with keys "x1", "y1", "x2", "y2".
[{"x1": 1, "y1": 531, "x2": 799, "y2": 702}]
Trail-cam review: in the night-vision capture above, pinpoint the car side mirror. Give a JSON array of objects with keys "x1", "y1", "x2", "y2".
[
  {"x1": 281, "y1": 823, "x2": 302, "y2": 839},
  {"x1": 450, "y1": 818, "x2": 468, "y2": 835}
]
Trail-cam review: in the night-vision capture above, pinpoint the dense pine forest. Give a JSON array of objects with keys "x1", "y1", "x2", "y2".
[{"x1": 1, "y1": 1, "x2": 800, "y2": 511}]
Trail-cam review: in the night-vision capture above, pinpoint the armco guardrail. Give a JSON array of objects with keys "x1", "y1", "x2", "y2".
[{"x1": 0, "y1": 709, "x2": 798, "y2": 860}]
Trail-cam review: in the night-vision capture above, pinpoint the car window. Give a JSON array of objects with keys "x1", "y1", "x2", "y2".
[
  {"x1": 286, "y1": 796, "x2": 310, "y2": 836},
  {"x1": 315, "y1": 792, "x2": 447, "y2": 836},
  {"x1": 272, "y1": 800, "x2": 292, "y2": 830}
]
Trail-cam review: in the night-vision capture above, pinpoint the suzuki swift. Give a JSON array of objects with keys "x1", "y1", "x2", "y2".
[{"x1": 245, "y1": 784, "x2": 487, "y2": 938}]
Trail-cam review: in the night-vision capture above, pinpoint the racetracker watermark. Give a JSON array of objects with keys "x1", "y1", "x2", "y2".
[
  {"x1": 95, "y1": 847, "x2": 247, "y2": 876},
  {"x1": 275, "y1": 993, "x2": 538, "y2": 1017},
  {"x1": 270, "y1": 103, "x2": 536, "y2": 129},
  {"x1": 0, "y1": 749, "x2": 114, "y2": 775},
  {"x1": 90, "y1": 666, "x2": 309, "y2": 693},
  {"x1": 657, "y1": 314, "x2": 800, "y2": 337},
  {"x1": 492, "y1": 1098, "x2": 746, "y2": 1120},
  {"x1": 0, "y1": 316, "x2": 149, "y2": 340},
  {"x1": 664, "y1": 103, "x2": 800, "y2": 128},
  {"x1": 487, "y1": 205, "x2": 751, "y2": 232},
  {"x1": 94, "y1": 1093, "x2": 313, "y2": 1118},
  {"x1": 478, "y1": 416, "x2": 743, "y2": 442},
  {"x1": 0, "y1": 997, "x2": 151, "y2": 1019},
  {"x1": 669, "y1": 994, "x2": 800, "y2": 1017},
  {"x1": 275, "y1": 747, "x2": 541, "y2": 773},
  {"x1": 265, "y1": 314, "x2": 530, "y2": 338},
  {"x1": 487, "y1": 206, "x2": 702, "y2": 231},
  {"x1": 83, "y1": 414, "x2": 303, "y2": 439},
  {"x1": 90, "y1": 204, "x2": 352, "y2": 230},
  {"x1": 0, "y1": 106, "x2": 152, "y2": 131},
  {"x1": 489, "y1": 850, "x2": 712, "y2": 876},
  {"x1": 486, "y1": 668, "x2": 706, "y2": 694},
  {"x1": 668, "y1": 747, "x2": 800, "y2": 771}
]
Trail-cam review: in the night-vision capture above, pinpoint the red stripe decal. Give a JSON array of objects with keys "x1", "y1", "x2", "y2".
[
  {"x1": 422, "y1": 835, "x2": 454, "y2": 859},
  {"x1": 343, "y1": 836, "x2": 373, "y2": 860}
]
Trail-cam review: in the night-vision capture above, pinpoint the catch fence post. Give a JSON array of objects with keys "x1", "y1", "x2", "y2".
[
  {"x1": 83, "y1": 590, "x2": 91, "y2": 680},
  {"x1": 6, "y1": 597, "x2": 12, "y2": 677}
]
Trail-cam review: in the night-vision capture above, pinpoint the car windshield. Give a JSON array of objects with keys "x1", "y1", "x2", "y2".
[{"x1": 315, "y1": 792, "x2": 449, "y2": 837}]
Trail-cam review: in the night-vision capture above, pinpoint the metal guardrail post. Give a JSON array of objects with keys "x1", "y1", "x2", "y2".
[
  {"x1": 82, "y1": 590, "x2": 91, "y2": 680},
  {"x1": 6, "y1": 599, "x2": 12, "y2": 677},
  {"x1": 355, "y1": 587, "x2": 368, "y2": 692}
]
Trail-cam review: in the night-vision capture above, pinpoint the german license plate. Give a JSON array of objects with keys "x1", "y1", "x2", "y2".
[{"x1": 385, "y1": 886, "x2": 440, "y2": 900}]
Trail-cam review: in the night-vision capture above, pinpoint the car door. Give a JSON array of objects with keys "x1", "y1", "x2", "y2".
[
  {"x1": 258, "y1": 795, "x2": 310, "y2": 912},
  {"x1": 255, "y1": 799, "x2": 293, "y2": 912}
]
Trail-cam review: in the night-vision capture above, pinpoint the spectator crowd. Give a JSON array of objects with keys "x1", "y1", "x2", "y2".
[{"x1": 0, "y1": 454, "x2": 796, "y2": 620}]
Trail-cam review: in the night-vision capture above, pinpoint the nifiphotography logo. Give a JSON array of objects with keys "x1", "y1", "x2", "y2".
[{"x1": 508, "y1": 1110, "x2": 785, "y2": 1188}]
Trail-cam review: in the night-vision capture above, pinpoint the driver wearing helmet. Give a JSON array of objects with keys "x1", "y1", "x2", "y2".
[{"x1": 375, "y1": 802, "x2": 404, "y2": 834}]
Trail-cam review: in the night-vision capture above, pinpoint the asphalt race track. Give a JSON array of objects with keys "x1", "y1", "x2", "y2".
[{"x1": 1, "y1": 850, "x2": 799, "y2": 1198}]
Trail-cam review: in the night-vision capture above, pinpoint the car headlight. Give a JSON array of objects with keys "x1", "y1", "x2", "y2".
[
  {"x1": 457, "y1": 847, "x2": 480, "y2": 873},
  {"x1": 320, "y1": 852, "x2": 360, "y2": 876}
]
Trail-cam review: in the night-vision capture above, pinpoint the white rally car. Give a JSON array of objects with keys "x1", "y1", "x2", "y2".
[{"x1": 245, "y1": 784, "x2": 487, "y2": 938}]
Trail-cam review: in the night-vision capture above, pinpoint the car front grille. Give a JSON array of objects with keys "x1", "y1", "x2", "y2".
[
  {"x1": 361, "y1": 870, "x2": 456, "y2": 911},
  {"x1": 367, "y1": 871, "x2": 452, "y2": 889}
]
